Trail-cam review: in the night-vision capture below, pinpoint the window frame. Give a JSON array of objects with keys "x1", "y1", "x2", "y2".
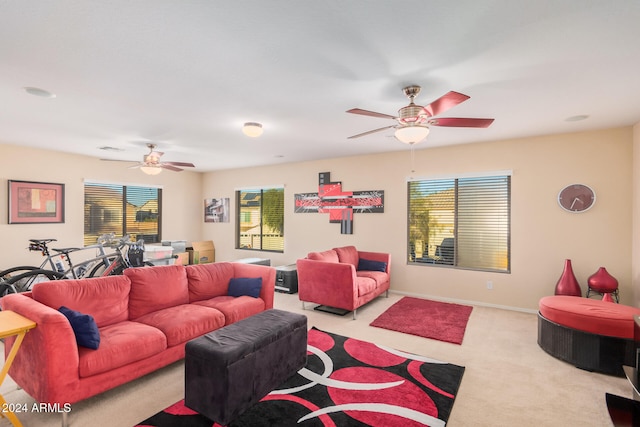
[
  {"x1": 84, "y1": 180, "x2": 162, "y2": 246},
  {"x1": 407, "y1": 172, "x2": 511, "y2": 273},
  {"x1": 235, "y1": 186, "x2": 284, "y2": 253}
]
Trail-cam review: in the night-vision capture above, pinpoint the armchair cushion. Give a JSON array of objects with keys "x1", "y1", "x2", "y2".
[
  {"x1": 357, "y1": 258, "x2": 387, "y2": 272},
  {"x1": 308, "y1": 249, "x2": 339, "y2": 263},
  {"x1": 334, "y1": 246, "x2": 359, "y2": 267}
]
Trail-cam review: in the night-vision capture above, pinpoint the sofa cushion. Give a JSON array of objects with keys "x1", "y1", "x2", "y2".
[
  {"x1": 193, "y1": 296, "x2": 266, "y2": 325},
  {"x1": 228, "y1": 277, "x2": 262, "y2": 298},
  {"x1": 334, "y1": 246, "x2": 359, "y2": 267},
  {"x1": 539, "y1": 295, "x2": 640, "y2": 338},
  {"x1": 125, "y1": 265, "x2": 189, "y2": 320},
  {"x1": 32, "y1": 275, "x2": 131, "y2": 328},
  {"x1": 356, "y1": 270, "x2": 389, "y2": 287},
  {"x1": 185, "y1": 262, "x2": 235, "y2": 302},
  {"x1": 357, "y1": 258, "x2": 387, "y2": 272},
  {"x1": 307, "y1": 249, "x2": 339, "y2": 263},
  {"x1": 356, "y1": 276, "x2": 378, "y2": 297},
  {"x1": 134, "y1": 304, "x2": 225, "y2": 347},
  {"x1": 59, "y1": 306, "x2": 101, "y2": 350},
  {"x1": 78, "y1": 321, "x2": 167, "y2": 378}
]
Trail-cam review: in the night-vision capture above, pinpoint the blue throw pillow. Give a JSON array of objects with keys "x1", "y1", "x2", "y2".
[
  {"x1": 59, "y1": 306, "x2": 100, "y2": 350},
  {"x1": 228, "y1": 277, "x2": 262, "y2": 298},
  {"x1": 357, "y1": 258, "x2": 387, "y2": 272}
]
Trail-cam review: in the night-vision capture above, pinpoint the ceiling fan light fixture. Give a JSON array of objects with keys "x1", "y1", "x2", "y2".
[
  {"x1": 395, "y1": 125, "x2": 430, "y2": 144},
  {"x1": 140, "y1": 165, "x2": 162, "y2": 175},
  {"x1": 242, "y1": 122, "x2": 263, "y2": 138}
]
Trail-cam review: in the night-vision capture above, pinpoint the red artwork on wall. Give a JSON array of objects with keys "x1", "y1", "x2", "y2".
[{"x1": 294, "y1": 172, "x2": 384, "y2": 234}]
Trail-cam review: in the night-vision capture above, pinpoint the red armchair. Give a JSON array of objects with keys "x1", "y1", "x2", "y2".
[{"x1": 296, "y1": 246, "x2": 390, "y2": 319}]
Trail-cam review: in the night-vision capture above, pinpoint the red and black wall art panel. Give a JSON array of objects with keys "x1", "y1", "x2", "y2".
[{"x1": 295, "y1": 172, "x2": 384, "y2": 234}]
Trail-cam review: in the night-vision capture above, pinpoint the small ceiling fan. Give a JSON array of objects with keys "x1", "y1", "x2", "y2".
[
  {"x1": 347, "y1": 85, "x2": 494, "y2": 144},
  {"x1": 101, "y1": 143, "x2": 195, "y2": 174}
]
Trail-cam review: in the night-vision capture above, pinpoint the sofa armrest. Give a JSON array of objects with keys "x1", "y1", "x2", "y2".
[
  {"x1": 1, "y1": 293, "x2": 80, "y2": 404},
  {"x1": 231, "y1": 263, "x2": 276, "y2": 309},
  {"x1": 296, "y1": 259, "x2": 358, "y2": 310},
  {"x1": 358, "y1": 250, "x2": 391, "y2": 274}
]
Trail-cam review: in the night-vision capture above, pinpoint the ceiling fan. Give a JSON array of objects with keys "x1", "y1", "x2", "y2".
[
  {"x1": 101, "y1": 143, "x2": 195, "y2": 175},
  {"x1": 347, "y1": 85, "x2": 494, "y2": 144}
]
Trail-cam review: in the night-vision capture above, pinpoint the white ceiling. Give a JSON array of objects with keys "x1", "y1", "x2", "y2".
[{"x1": 1, "y1": 1, "x2": 640, "y2": 172}]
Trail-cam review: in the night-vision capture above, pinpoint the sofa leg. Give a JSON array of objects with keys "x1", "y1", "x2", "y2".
[
  {"x1": 301, "y1": 301, "x2": 305, "y2": 310},
  {"x1": 385, "y1": 290, "x2": 389, "y2": 298},
  {"x1": 353, "y1": 309, "x2": 357, "y2": 320},
  {"x1": 61, "y1": 411, "x2": 69, "y2": 427}
]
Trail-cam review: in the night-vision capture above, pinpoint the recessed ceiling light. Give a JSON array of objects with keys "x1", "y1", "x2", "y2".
[
  {"x1": 23, "y1": 86, "x2": 56, "y2": 98},
  {"x1": 565, "y1": 115, "x2": 589, "y2": 122}
]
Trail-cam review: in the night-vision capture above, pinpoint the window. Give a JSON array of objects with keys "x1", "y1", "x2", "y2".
[
  {"x1": 236, "y1": 187, "x2": 284, "y2": 252},
  {"x1": 408, "y1": 174, "x2": 510, "y2": 272},
  {"x1": 84, "y1": 182, "x2": 162, "y2": 246}
]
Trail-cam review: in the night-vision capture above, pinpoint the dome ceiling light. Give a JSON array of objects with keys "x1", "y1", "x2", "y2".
[{"x1": 242, "y1": 122, "x2": 263, "y2": 137}]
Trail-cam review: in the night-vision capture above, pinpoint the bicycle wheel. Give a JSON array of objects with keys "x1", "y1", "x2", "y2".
[
  {"x1": 0, "y1": 266, "x2": 41, "y2": 281},
  {"x1": 6, "y1": 269, "x2": 66, "y2": 292},
  {"x1": 86, "y1": 256, "x2": 119, "y2": 278},
  {"x1": 0, "y1": 281, "x2": 19, "y2": 298}
]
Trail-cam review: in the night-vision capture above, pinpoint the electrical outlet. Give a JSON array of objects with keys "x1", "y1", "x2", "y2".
[{"x1": 486, "y1": 281, "x2": 493, "y2": 290}]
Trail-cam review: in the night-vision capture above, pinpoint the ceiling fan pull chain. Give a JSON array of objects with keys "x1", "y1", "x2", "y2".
[{"x1": 410, "y1": 142, "x2": 416, "y2": 173}]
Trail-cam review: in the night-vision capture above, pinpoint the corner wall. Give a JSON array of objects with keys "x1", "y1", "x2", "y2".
[
  {"x1": 0, "y1": 143, "x2": 204, "y2": 268},
  {"x1": 204, "y1": 127, "x2": 633, "y2": 311}
]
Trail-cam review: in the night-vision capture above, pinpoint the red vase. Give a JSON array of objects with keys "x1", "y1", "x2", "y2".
[
  {"x1": 587, "y1": 267, "x2": 618, "y2": 293},
  {"x1": 555, "y1": 259, "x2": 582, "y2": 297}
]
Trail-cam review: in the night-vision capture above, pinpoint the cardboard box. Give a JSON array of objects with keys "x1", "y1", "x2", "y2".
[
  {"x1": 188, "y1": 241, "x2": 215, "y2": 264},
  {"x1": 174, "y1": 252, "x2": 190, "y2": 266}
]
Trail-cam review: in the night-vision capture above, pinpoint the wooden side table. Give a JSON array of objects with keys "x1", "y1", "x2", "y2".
[{"x1": 0, "y1": 310, "x2": 36, "y2": 427}]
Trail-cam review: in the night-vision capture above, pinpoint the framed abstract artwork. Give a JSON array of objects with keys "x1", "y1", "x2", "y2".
[
  {"x1": 8, "y1": 180, "x2": 65, "y2": 224},
  {"x1": 204, "y1": 197, "x2": 230, "y2": 223}
]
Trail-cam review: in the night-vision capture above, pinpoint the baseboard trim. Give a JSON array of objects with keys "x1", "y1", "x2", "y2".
[{"x1": 388, "y1": 290, "x2": 538, "y2": 315}]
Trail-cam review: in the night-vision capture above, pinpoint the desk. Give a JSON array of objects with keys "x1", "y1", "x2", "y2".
[{"x1": 0, "y1": 311, "x2": 36, "y2": 427}]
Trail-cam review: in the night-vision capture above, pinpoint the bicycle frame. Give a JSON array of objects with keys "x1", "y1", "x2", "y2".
[{"x1": 26, "y1": 233, "x2": 118, "y2": 279}]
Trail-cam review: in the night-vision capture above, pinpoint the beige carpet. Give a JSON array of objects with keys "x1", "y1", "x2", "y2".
[{"x1": 0, "y1": 292, "x2": 631, "y2": 427}]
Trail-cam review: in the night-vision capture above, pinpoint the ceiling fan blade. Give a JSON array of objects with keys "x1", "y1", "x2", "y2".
[
  {"x1": 428, "y1": 117, "x2": 495, "y2": 128},
  {"x1": 163, "y1": 161, "x2": 195, "y2": 168},
  {"x1": 161, "y1": 164, "x2": 184, "y2": 172},
  {"x1": 348, "y1": 125, "x2": 396, "y2": 139},
  {"x1": 346, "y1": 108, "x2": 397, "y2": 120},
  {"x1": 421, "y1": 91, "x2": 470, "y2": 117},
  {"x1": 100, "y1": 158, "x2": 138, "y2": 163},
  {"x1": 127, "y1": 164, "x2": 142, "y2": 169}
]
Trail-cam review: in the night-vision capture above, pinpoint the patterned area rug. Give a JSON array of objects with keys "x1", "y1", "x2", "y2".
[
  {"x1": 370, "y1": 297, "x2": 473, "y2": 345},
  {"x1": 134, "y1": 328, "x2": 465, "y2": 427}
]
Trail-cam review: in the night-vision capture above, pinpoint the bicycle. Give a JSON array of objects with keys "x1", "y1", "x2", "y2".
[
  {"x1": 83, "y1": 236, "x2": 154, "y2": 277},
  {"x1": 0, "y1": 234, "x2": 145, "y2": 295},
  {"x1": 0, "y1": 233, "x2": 115, "y2": 280}
]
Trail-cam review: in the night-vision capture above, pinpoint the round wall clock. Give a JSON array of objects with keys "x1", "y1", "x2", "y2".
[{"x1": 558, "y1": 184, "x2": 596, "y2": 213}]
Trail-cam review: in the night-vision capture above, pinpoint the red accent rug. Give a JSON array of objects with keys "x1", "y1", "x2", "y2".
[
  {"x1": 370, "y1": 297, "x2": 473, "y2": 345},
  {"x1": 134, "y1": 327, "x2": 465, "y2": 427}
]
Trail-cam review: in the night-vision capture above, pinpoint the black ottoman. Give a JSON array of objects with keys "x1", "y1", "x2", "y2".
[{"x1": 184, "y1": 309, "x2": 307, "y2": 424}]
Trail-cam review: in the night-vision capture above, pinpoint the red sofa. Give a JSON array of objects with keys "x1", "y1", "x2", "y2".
[
  {"x1": 0, "y1": 262, "x2": 275, "y2": 408},
  {"x1": 296, "y1": 245, "x2": 390, "y2": 319}
]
